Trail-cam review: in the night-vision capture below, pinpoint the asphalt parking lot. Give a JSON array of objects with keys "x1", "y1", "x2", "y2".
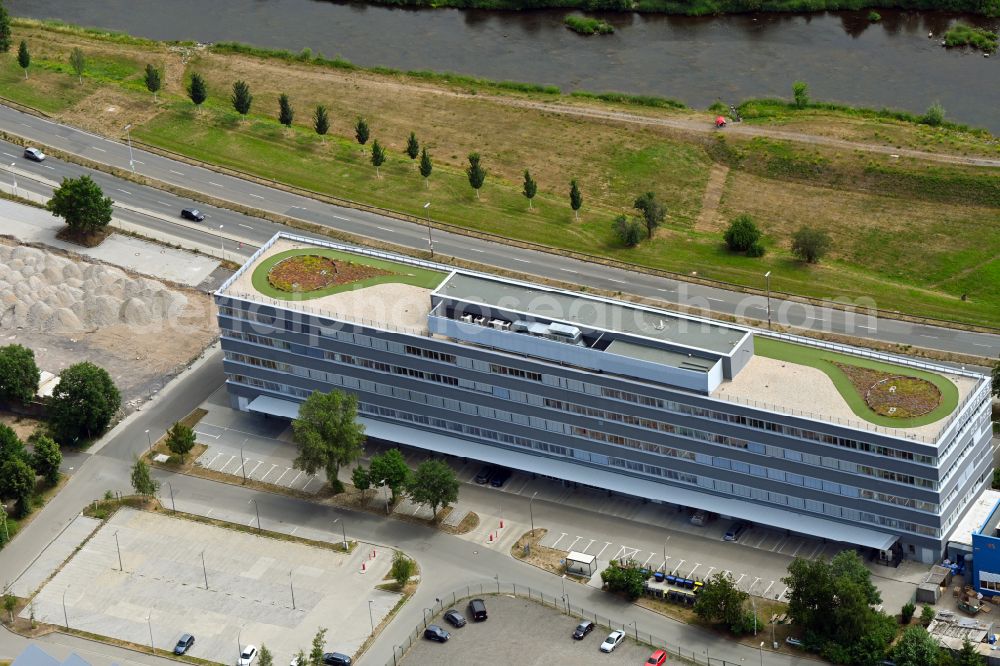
[
  {"x1": 25, "y1": 508, "x2": 397, "y2": 663},
  {"x1": 401, "y1": 594, "x2": 655, "y2": 665}
]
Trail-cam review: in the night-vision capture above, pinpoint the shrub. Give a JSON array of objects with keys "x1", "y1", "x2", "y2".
[
  {"x1": 612, "y1": 214, "x2": 644, "y2": 247},
  {"x1": 921, "y1": 102, "x2": 946, "y2": 127},
  {"x1": 390, "y1": 550, "x2": 415, "y2": 587},
  {"x1": 792, "y1": 81, "x2": 809, "y2": 109},
  {"x1": 791, "y1": 226, "x2": 831, "y2": 263},
  {"x1": 564, "y1": 15, "x2": 614, "y2": 35},
  {"x1": 868, "y1": 10, "x2": 881, "y2": 21},
  {"x1": 723, "y1": 214, "x2": 761, "y2": 252},
  {"x1": 920, "y1": 604, "x2": 935, "y2": 627},
  {"x1": 601, "y1": 560, "x2": 646, "y2": 600},
  {"x1": 901, "y1": 601, "x2": 916, "y2": 624},
  {"x1": 746, "y1": 241, "x2": 766, "y2": 257}
]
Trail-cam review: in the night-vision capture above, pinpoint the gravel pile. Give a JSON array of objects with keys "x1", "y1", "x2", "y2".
[{"x1": 0, "y1": 245, "x2": 188, "y2": 332}]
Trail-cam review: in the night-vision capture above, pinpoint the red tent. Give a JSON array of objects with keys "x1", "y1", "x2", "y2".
[{"x1": 715, "y1": 116, "x2": 727, "y2": 127}]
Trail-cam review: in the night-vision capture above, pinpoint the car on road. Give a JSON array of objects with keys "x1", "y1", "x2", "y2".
[
  {"x1": 173, "y1": 634, "x2": 195, "y2": 655},
  {"x1": 424, "y1": 625, "x2": 450, "y2": 642},
  {"x1": 572, "y1": 620, "x2": 595, "y2": 640},
  {"x1": 600, "y1": 630, "x2": 625, "y2": 653},
  {"x1": 489, "y1": 467, "x2": 512, "y2": 487},
  {"x1": 23, "y1": 147, "x2": 44, "y2": 162},
  {"x1": 647, "y1": 649, "x2": 668, "y2": 665},
  {"x1": 181, "y1": 207, "x2": 206, "y2": 222},
  {"x1": 468, "y1": 598, "x2": 488, "y2": 621},
  {"x1": 443, "y1": 609, "x2": 467, "y2": 627},
  {"x1": 785, "y1": 636, "x2": 804, "y2": 648},
  {"x1": 238, "y1": 645, "x2": 258, "y2": 666},
  {"x1": 321, "y1": 653, "x2": 352, "y2": 665},
  {"x1": 723, "y1": 521, "x2": 749, "y2": 542},
  {"x1": 474, "y1": 465, "x2": 495, "y2": 484},
  {"x1": 690, "y1": 510, "x2": 709, "y2": 526}
]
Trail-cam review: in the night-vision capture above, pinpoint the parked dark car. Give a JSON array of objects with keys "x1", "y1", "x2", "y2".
[
  {"x1": 173, "y1": 634, "x2": 195, "y2": 655},
  {"x1": 468, "y1": 598, "x2": 488, "y2": 621},
  {"x1": 572, "y1": 620, "x2": 595, "y2": 640},
  {"x1": 181, "y1": 208, "x2": 206, "y2": 222},
  {"x1": 489, "y1": 468, "x2": 512, "y2": 488},
  {"x1": 424, "y1": 625, "x2": 450, "y2": 642},
  {"x1": 321, "y1": 653, "x2": 352, "y2": 666},
  {"x1": 474, "y1": 465, "x2": 495, "y2": 484},
  {"x1": 443, "y1": 609, "x2": 467, "y2": 627}
]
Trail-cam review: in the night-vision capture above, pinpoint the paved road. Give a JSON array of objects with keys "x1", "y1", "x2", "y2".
[{"x1": 1, "y1": 105, "x2": 997, "y2": 359}]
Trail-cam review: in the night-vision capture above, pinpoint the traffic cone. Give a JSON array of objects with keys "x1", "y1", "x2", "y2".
[
  {"x1": 361, "y1": 561, "x2": 367, "y2": 572},
  {"x1": 500, "y1": 518, "x2": 504, "y2": 529},
  {"x1": 489, "y1": 532, "x2": 494, "y2": 542}
]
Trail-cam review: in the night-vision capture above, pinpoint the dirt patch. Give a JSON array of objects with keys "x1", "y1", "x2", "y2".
[
  {"x1": 0, "y1": 238, "x2": 217, "y2": 407},
  {"x1": 833, "y1": 361, "x2": 942, "y2": 418},
  {"x1": 694, "y1": 164, "x2": 730, "y2": 232},
  {"x1": 267, "y1": 255, "x2": 390, "y2": 293},
  {"x1": 511, "y1": 529, "x2": 574, "y2": 577},
  {"x1": 0, "y1": 414, "x2": 45, "y2": 440},
  {"x1": 54, "y1": 226, "x2": 112, "y2": 248}
]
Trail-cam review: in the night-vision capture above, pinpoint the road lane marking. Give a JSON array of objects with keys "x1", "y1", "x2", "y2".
[
  {"x1": 116, "y1": 189, "x2": 132, "y2": 196},
  {"x1": 155, "y1": 201, "x2": 171, "y2": 207},
  {"x1": 90, "y1": 146, "x2": 106, "y2": 152},
  {"x1": 707, "y1": 297, "x2": 724, "y2": 302},
  {"x1": 656, "y1": 288, "x2": 672, "y2": 292},
  {"x1": 248, "y1": 193, "x2": 265, "y2": 199},
  {"x1": 2, "y1": 152, "x2": 15, "y2": 158},
  {"x1": 512, "y1": 258, "x2": 531, "y2": 263},
  {"x1": 331, "y1": 214, "x2": 350, "y2": 221},
  {"x1": 560, "y1": 268, "x2": 578, "y2": 273},
  {"x1": 20, "y1": 123, "x2": 31, "y2": 128},
  {"x1": 207, "y1": 181, "x2": 224, "y2": 188},
  {"x1": 607, "y1": 278, "x2": 626, "y2": 284},
  {"x1": 238, "y1": 223, "x2": 254, "y2": 230},
  {"x1": 170, "y1": 170, "x2": 185, "y2": 176},
  {"x1": 467, "y1": 248, "x2": 485, "y2": 253},
  {"x1": 133, "y1": 160, "x2": 144, "y2": 165},
  {"x1": 376, "y1": 226, "x2": 394, "y2": 232},
  {"x1": 919, "y1": 334, "x2": 938, "y2": 338},
  {"x1": 594, "y1": 541, "x2": 611, "y2": 559}
]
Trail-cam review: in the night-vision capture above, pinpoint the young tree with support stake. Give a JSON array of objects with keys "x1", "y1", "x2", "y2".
[
  {"x1": 165, "y1": 421, "x2": 196, "y2": 462},
  {"x1": 16, "y1": 40, "x2": 28, "y2": 79},
  {"x1": 370, "y1": 139, "x2": 386, "y2": 178},
  {"x1": 569, "y1": 179, "x2": 582, "y2": 220},
  {"x1": 369, "y1": 449, "x2": 409, "y2": 505},
  {"x1": 522, "y1": 170, "x2": 537, "y2": 210},
  {"x1": 308, "y1": 628, "x2": 327, "y2": 666},
  {"x1": 69, "y1": 47, "x2": 85, "y2": 85},
  {"x1": 278, "y1": 93, "x2": 294, "y2": 127},
  {"x1": 405, "y1": 132, "x2": 419, "y2": 160},
  {"x1": 466, "y1": 152, "x2": 486, "y2": 200},
  {"x1": 130, "y1": 458, "x2": 159, "y2": 496},
  {"x1": 188, "y1": 72, "x2": 207, "y2": 108},
  {"x1": 144, "y1": 64, "x2": 161, "y2": 102},
  {"x1": 231, "y1": 80, "x2": 252, "y2": 117},
  {"x1": 313, "y1": 105, "x2": 329, "y2": 138},
  {"x1": 419, "y1": 147, "x2": 432, "y2": 188},
  {"x1": 354, "y1": 117, "x2": 369, "y2": 152}
]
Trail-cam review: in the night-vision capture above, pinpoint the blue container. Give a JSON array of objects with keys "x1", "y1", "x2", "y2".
[
  {"x1": 654, "y1": 572, "x2": 665, "y2": 582},
  {"x1": 666, "y1": 575, "x2": 677, "y2": 585}
]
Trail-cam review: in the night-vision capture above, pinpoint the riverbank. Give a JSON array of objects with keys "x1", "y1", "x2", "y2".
[
  {"x1": 3, "y1": 19, "x2": 999, "y2": 327},
  {"x1": 330, "y1": 0, "x2": 1000, "y2": 17}
]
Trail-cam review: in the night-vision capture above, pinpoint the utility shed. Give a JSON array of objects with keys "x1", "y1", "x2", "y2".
[{"x1": 917, "y1": 565, "x2": 954, "y2": 603}]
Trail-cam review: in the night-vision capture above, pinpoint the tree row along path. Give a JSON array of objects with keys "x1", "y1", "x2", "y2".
[{"x1": 385, "y1": 78, "x2": 1000, "y2": 168}]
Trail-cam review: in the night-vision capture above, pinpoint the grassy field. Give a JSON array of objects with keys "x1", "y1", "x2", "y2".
[
  {"x1": 251, "y1": 248, "x2": 445, "y2": 299},
  {"x1": 754, "y1": 337, "x2": 959, "y2": 427},
  {"x1": 4, "y1": 19, "x2": 1000, "y2": 329}
]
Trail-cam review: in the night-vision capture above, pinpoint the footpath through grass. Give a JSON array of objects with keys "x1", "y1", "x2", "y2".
[{"x1": 754, "y1": 337, "x2": 960, "y2": 427}]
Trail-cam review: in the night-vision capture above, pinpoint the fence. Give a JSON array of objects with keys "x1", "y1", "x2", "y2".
[{"x1": 386, "y1": 580, "x2": 760, "y2": 666}]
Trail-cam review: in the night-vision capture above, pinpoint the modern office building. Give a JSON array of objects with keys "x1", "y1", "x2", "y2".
[{"x1": 216, "y1": 232, "x2": 993, "y2": 564}]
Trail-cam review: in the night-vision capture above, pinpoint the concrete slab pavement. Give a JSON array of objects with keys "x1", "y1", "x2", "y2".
[{"x1": 9, "y1": 514, "x2": 102, "y2": 597}]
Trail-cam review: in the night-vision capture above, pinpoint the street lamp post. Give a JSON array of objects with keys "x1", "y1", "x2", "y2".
[
  {"x1": 422, "y1": 608, "x2": 433, "y2": 629},
  {"x1": 249, "y1": 498, "x2": 261, "y2": 532},
  {"x1": 62, "y1": 588, "x2": 69, "y2": 629},
  {"x1": 240, "y1": 440, "x2": 247, "y2": 484},
  {"x1": 289, "y1": 570, "x2": 296, "y2": 610},
  {"x1": 424, "y1": 202, "x2": 433, "y2": 257},
  {"x1": 200, "y1": 550, "x2": 209, "y2": 589},
  {"x1": 9, "y1": 162, "x2": 16, "y2": 198},
  {"x1": 220, "y1": 225, "x2": 225, "y2": 261},
  {"x1": 751, "y1": 596, "x2": 757, "y2": 636},
  {"x1": 166, "y1": 481, "x2": 176, "y2": 512},
  {"x1": 124, "y1": 123, "x2": 135, "y2": 173},
  {"x1": 759, "y1": 641, "x2": 764, "y2": 666},
  {"x1": 333, "y1": 518, "x2": 348, "y2": 551},
  {"x1": 145, "y1": 429, "x2": 152, "y2": 453},
  {"x1": 367, "y1": 599, "x2": 375, "y2": 633},
  {"x1": 237, "y1": 627, "x2": 243, "y2": 660},
  {"x1": 146, "y1": 612, "x2": 154, "y2": 653},
  {"x1": 494, "y1": 574, "x2": 500, "y2": 594},
  {"x1": 764, "y1": 271, "x2": 772, "y2": 329},
  {"x1": 527, "y1": 491, "x2": 538, "y2": 555},
  {"x1": 663, "y1": 535, "x2": 671, "y2": 573},
  {"x1": 114, "y1": 531, "x2": 123, "y2": 571}
]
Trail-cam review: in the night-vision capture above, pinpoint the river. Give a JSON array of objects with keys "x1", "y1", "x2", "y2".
[{"x1": 9, "y1": 0, "x2": 1000, "y2": 131}]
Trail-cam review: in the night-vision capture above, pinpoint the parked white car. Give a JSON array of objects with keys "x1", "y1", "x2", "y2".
[
  {"x1": 600, "y1": 631, "x2": 625, "y2": 653},
  {"x1": 238, "y1": 645, "x2": 258, "y2": 666}
]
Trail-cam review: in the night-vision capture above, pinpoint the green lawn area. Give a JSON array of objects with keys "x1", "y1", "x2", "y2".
[
  {"x1": 250, "y1": 247, "x2": 445, "y2": 300},
  {"x1": 754, "y1": 337, "x2": 960, "y2": 428}
]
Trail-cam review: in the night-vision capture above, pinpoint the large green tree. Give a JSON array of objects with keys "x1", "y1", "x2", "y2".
[
  {"x1": 894, "y1": 626, "x2": 939, "y2": 666},
  {"x1": 0, "y1": 457, "x2": 34, "y2": 517},
  {"x1": 165, "y1": 421, "x2": 196, "y2": 461},
  {"x1": 46, "y1": 175, "x2": 114, "y2": 236},
  {"x1": 466, "y1": 153, "x2": 486, "y2": 199},
  {"x1": 407, "y1": 459, "x2": 459, "y2": 522},
  {"x1": 0, "y1": 2, "x2": 11, "y2": 53},
  {"x1": 47, "y1": 361, "x2": 121, "y2": 444},
  {"x1": 351, "y1": 464, "x2": 371, "y2": 500},
  {"x1": 694, "y1": 572, "x2": 749, "y2": 630},
  {"x1": 188, "y1": 72, "x2": 207, "y2": 107},
  {"x1": 291, "y1": 390, "x2": 365, "y2": 492},
  {"x1": 0, "y1": 343, "x2": 40, "y2": 404},
  {"x1": 231, "y1": 80, "x2": 252, "y2": 116},
  {"x1": 30, "y1": 434, "x2": 61, "y2": 487},
  {"x1": 369, "y1": 449, "x2": 409, "y2": 504},
  {"x1": 633, "y1": 191, "x2": 666, "y2": 239},
  {"x1": 0, "y1": 423, "x2": 25, "y2": 465}
]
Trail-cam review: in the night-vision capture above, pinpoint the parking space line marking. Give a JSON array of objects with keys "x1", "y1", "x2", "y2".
[
  {"x1": 734, "y1": 573, "x2": 746, "y2": 587},
  {"x1": 260, "y1": 464, "x2": 278, "y2": 481},
  {"x1": 704, "y1": 566, "x2": 715, "y2": 578},
  {"x1": 778, "y1": 586, "x2": 789, "y2": 601},
  {"x1": 218, "y1": 455, "x2": 236, "y2": 473},
  {"x1": 721, "y1": 570, "x2": 731, "y2": 578},
  {"x1": 274, "y1": 468, "x2": 290, "y2": 485},
  {"x1": 567, "y1": 536, "x2": 582, "y2": 551},
  {"x1": 762, "y1": 581, "x2": 775, "y2": 598},
  {"x1": 551, "y1": 533, "x2": 567, "y2": 549},
  {"x1": 194, "y1": 430, "x2": 221, "y2": 439},
  {"x1": 204, "y1": 452, "x2": 222, "y2": 468},
  {"x1": 291, "y1": 527, "x2": 298, "y2": 535},
  {"x1": 248, "y1": 461, "x2": 262, "y2": 478},
  {"x1": 289, "y1": 471, "x2": 303, "y2": 487},
  {"x1": 790, "y1": 539, "x2": 806, "y2": 557},
  {"x1": 206, "y1": 509, "x2": 213, "y2": 517},
  {"x1": 748, "y1": 577, "x2": 761, "y2": 593},
  {"x1": 771, "y1": 537, "x2": 787, "y2": 552},
  {"x1": 807, "y1": 541, "x2": 825, "y2": 560},
  {"x1": 753, "y1": 532, "x2": 769, "y2": 548},
  {"x1": 594, "y1": 542, "x2": 611, "y2": 559},
  {"x1": 688, "y1": 563, "x2": 701, "y2": 578},
  {"x1": 581, "y1": 539, "x2": 595, "y2": 554},
  {"x1": 302, "y1": 477, "x2": 316, "y2": 492},
  {"x1": 246, "y1": 516, "x2": 256, "y2": 526},
  {"x1": 671, "y1": 558, "x2": 686, "y2": 575},
  {"x1": 642, "y1": 553, "x2": 654, "y2": 568}
]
